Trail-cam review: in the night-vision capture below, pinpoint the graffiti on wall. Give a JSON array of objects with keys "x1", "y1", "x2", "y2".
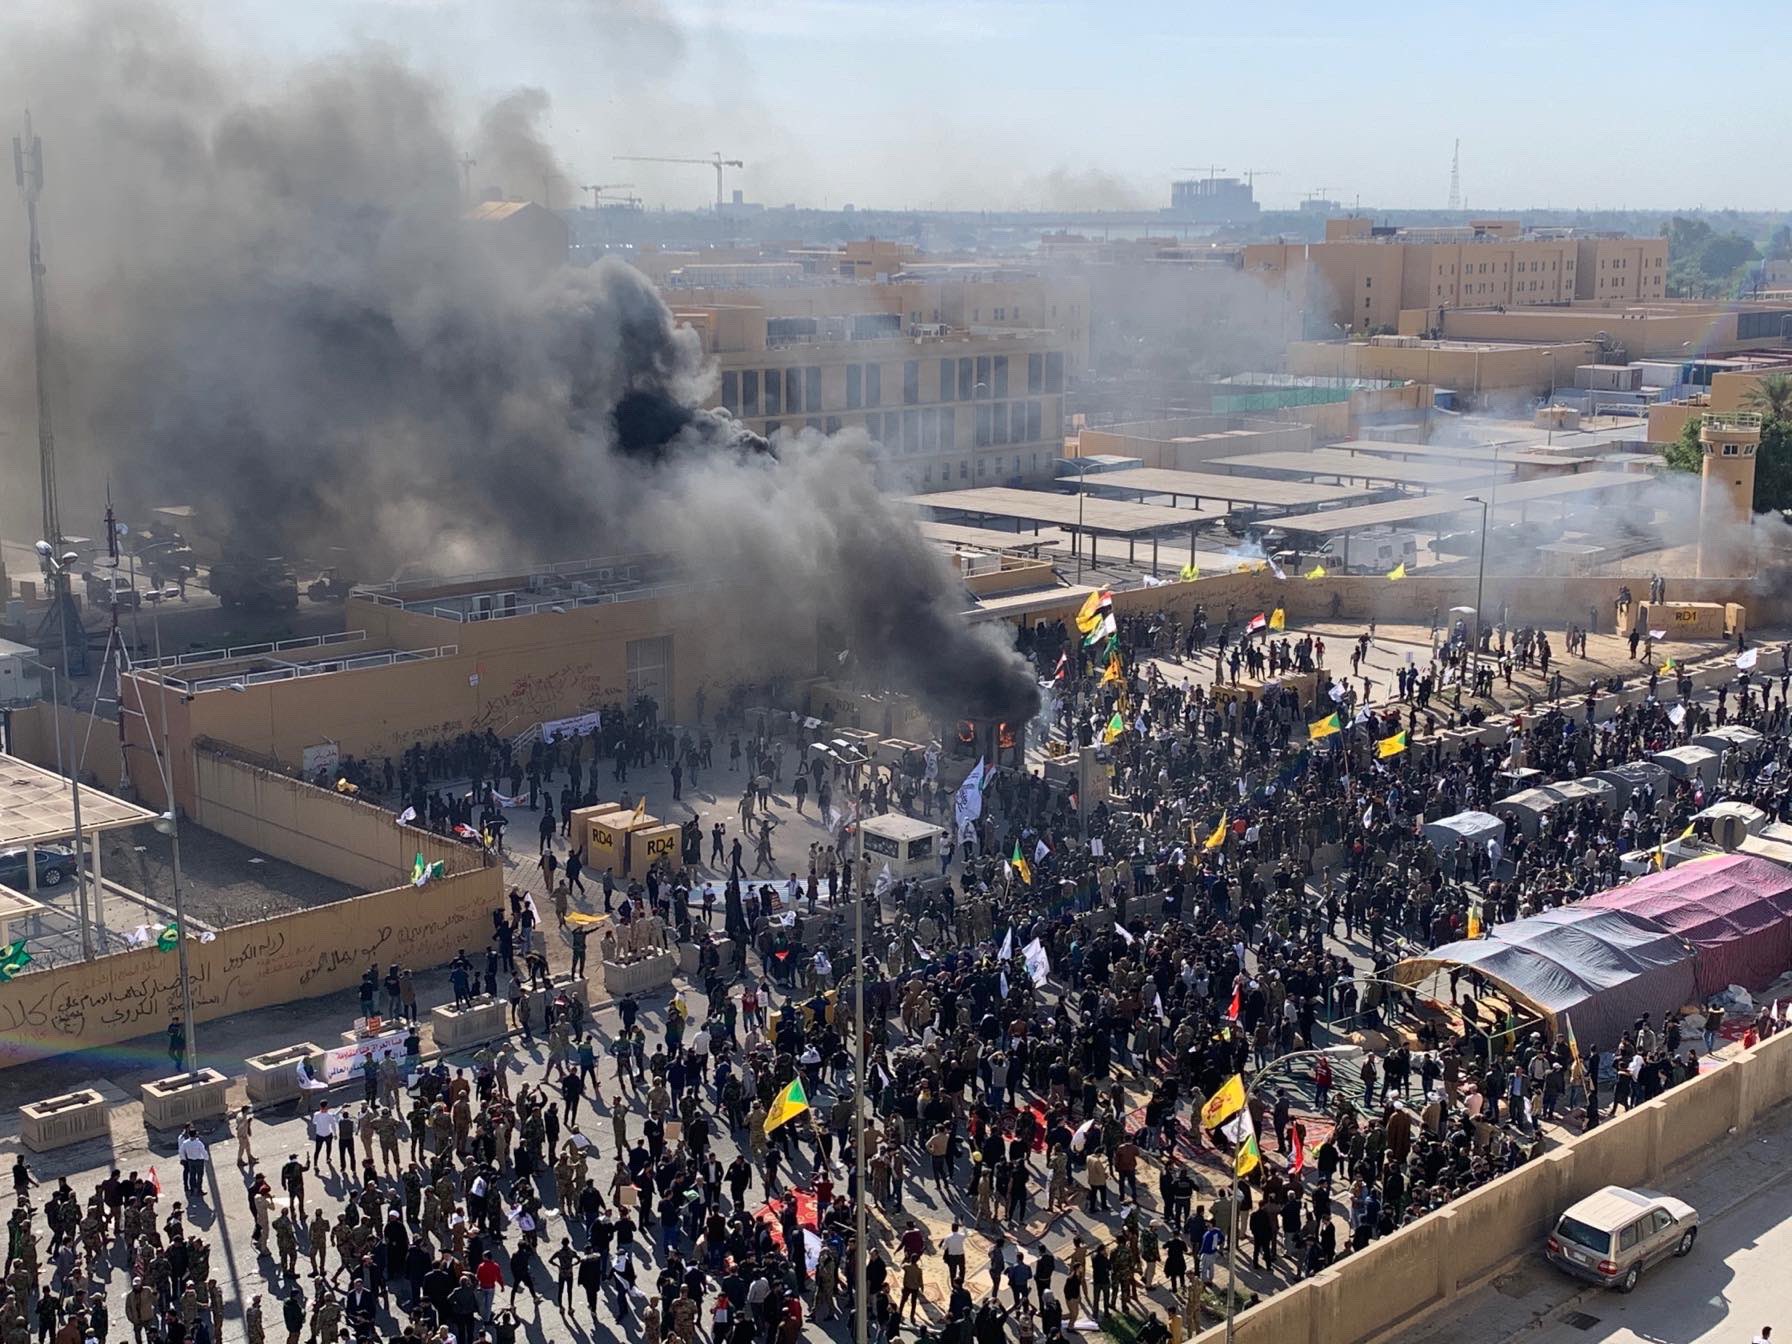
[
  {"x1": 468, "y1": 662, "x2": 622, "y2": 736},
  {"x1": 0, "y1": 868, "x2": 502, "y2": 1069}
]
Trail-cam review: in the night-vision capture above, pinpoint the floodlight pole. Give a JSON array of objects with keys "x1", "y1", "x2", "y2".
[{"x1": 852, "y1": 816, "x2": 868, "y2": 1344}]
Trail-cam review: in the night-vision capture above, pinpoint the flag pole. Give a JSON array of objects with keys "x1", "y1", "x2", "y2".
[
  {"x1": 1224, "y1": 1174, "x2": 1239, "y2": 1344},
  {"x1": 853, "y1": 814, "x2": 868, "y2": 1344}
]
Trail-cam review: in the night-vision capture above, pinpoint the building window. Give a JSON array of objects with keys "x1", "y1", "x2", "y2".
[
  {"x1": 903, "y1": 409, "x2": 919, "y2": 451},
  {"x1": 903, "y1": 360, "x2": 919, "y2": 405},
  {"x1": 1026, "y1": 400, "x2": 1042, "y2": 441},
  {"x1": 940, "y1": 358, "x2": 956, "y2": 401},
  {"x1": 994, "y1": 307, "x2": 1005, "y2": 321},
  {"x1": 1364, "y1": 277, "x2": 1371, "y2": 288},
  {"x1": 721, "y1": 370, "x2": 738, "y2": 412},
  {"x1": 805, "y1": 417, "x2": 822, "y2": 433},
  {"x1": 975, "y1": 356, "x2": 991, "y2": 396},
  {"x1": 959, "y1": 460, "x2": 969, "y2": 480},
  {"x1": 865, "y1": 362, "x2": 881, "y2": 406},
  {"x1": 741, "y1": 369, "x2": 759, "y2": 416},
  {"x1": 1045, "y1": 351, "x2": 1064, "y2": 393},
  {"x1": 626, "y1": 636, "x2": 672, "y2": 708},
  {"x1": 977, "y1": 457, "x2": 987, "y2": 477},
  {"x1": 764, "y1": 419, "x2": 781, "y2": 436},
  {"x1": 786, "y1": 368, "x2": 802, "y2": 414},
  {"x1": 940, "y1": 406, "x2": 955, "y2": 449},
  {"x1": 764, "y1": 372, "x2": 781, "y2": 417},
  {"x1": 805, "y1": 366, "x2": 821, "y2": 412},
  {"x1": 922, "y1": 407, "x2": 939, "y2": 452},
  {"x1": 923, "y1": 461, "x2": 932, "y2": 483},
  {"x1": 825, "y1": 415, "x2": 842, "y2": 435},
  {"x1": 974, "y1": 402, "x2": 992, "y2": 447},
  {"x1": 846, "y1": 364, "x2": 862, "y2": 409},
  {"x1": 994, "y1": 355, "x2": 1009, "y2": 398},
  {"x1": 993, "y1": 402, "x2": 1010, "y2": 445},
  {"x1": 958, "y1": 357, "x2": 973, "y2": 400},
  {"x1": 1028, "y1": 352, "x2": 1044, "y2": 394}
]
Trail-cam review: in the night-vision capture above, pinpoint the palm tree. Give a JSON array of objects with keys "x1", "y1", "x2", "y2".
[{"x1": 1741, "y1": 372, "x2": 1792, "y2": 421}]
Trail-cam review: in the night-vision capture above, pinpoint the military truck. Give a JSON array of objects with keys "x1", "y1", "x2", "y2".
[{"x1": 206, "y1": 555, "x2": 299, "y2": 611}]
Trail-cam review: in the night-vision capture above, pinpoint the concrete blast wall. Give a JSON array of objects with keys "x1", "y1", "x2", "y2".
[{"x1": 1196, "y1": 1026, "x2": 1792, "y2": 1344}]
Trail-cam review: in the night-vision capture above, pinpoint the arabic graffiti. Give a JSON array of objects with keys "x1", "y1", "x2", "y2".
[{"x1": 0, "y1": 867, "x2": 502, "y2": 1069}]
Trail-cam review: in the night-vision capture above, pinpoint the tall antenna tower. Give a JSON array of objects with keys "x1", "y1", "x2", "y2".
[
  {"x1": 14, "y1": 111, "x2": 84, "y2": 675},
  {"x1": 1447, "y1": 139, "x2": 1461, "y2": 212}
]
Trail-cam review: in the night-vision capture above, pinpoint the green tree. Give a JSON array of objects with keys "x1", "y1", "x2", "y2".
[
  {"x1": 1661, "y1": 418, "x2": 1703, "y2": 473},
  {"x1": 1742, "y1": 372, "x2": 1792, "y2": 420},
  {"x1": 1756, "y1": 419, "x2": 1792, "y2": 514},
  {"x1": 1698, "y1": 233, "x2": 1759, "y2": 290}
]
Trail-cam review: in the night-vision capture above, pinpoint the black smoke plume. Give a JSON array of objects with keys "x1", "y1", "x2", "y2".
[{"x1": 0, "y1": 1, "x2": 1040, "y2": 726}]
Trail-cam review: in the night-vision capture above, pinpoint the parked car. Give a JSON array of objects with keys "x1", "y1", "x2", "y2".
[
  {"x1": 1545, "y1": 1186, "x2": 1698, "y2": 1292},
  {"x1": 0, "y1": 844, "x2": 78, "y2": 889}
]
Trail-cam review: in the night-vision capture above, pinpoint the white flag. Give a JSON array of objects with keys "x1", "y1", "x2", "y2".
[
  {"x1": 1362, "y1": 804, "x2": 1374, "y2": 829},
  {"x1": 396, "y1": 806, "x2": 418, "y2": 825},
  {"x1": 1738, "y1": 648, "x2": 1758, "y2": 670},
  {"x1": 999, "y1": 970, "x2": 1010, "y2": 1000},
  {"x1": 1022, "y1": 937, "x2": 1051, "y2": 986},
  {"x1": 1667, "y1": 704, "x2": 1686, "y2": 726},
  {"x1": 1034, "y1": 838, "x2": 1050, "y2": 863},
  {"x1": 1220, "y1": 1104, "x2": 1255, "y2": 1148},
  {"x1": 998, "y1": 927, "x2": 1013, "y2": 963},
  {"x1": 1649, "y1": 628, "x2": 1666, "y2": 640},
  {"x1": 1153, "y1": 990, "x2": 1164, "y2": 1019},
  {"x1": 953, "y1": 759, "x2": 988, "y2": 829},
  {"x1": 1268, "y1": 558, "x2": 1286, "y2": 581},
  {"x1": 874, "y1": 864, "x2": 894, "y2": 899},
  {"x1": 1114, "y1": 923, "x2": 1135, "y2": 946}
]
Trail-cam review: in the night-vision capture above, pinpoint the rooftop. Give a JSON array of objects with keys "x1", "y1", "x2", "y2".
[
  {"x1": 903, "y1": 487, "x2": 1225, "y2": 537},
  {"x1": 0, "y1": 752, "x2": 158, "y2": 847}
]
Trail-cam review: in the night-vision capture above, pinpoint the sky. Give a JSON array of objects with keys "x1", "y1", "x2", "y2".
[{"x1": 13, "y1": 0, "x2": 1792, "y2": 215}]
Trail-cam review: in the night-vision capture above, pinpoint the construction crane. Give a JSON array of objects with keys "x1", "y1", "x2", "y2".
[
  {"x1": 1178, "y1": 165, "x2": 1227, "y2": 181},
  {"x1": 1447, "y1": 139, "x2": 1462, "y2": 212},
  {"x1": 1239, "y1": 168, "x2": 1277, "y2": 190},
  {"x1": 614, "y1": 152, "x2": 742, "y2": 210},
  {"x1": 579, "y1": 182, "x2": 634, "y2": 209}
]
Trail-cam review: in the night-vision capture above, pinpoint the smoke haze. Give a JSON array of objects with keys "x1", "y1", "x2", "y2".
[{"x1": 0, "y1": 0, "x2": 1040, "y2": 724}]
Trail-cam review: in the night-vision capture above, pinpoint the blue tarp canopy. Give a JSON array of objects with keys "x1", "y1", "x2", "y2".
[{"x1": 1390, "y1": 905, "x2": 1698, "y2": 1047}]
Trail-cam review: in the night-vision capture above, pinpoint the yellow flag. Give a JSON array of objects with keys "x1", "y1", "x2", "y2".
[
  {"x1": 1659, "y1": 659, "x2": 1676, "y2": 675},
  {"x1": 1308, "y1": 712, "x2": 1341, "y2": 740},
  {"x1": 1200, "y1": 1074, "x2": 1246, "y2": 1129},
  {"x1": 1236, "y1": 1131, "x2": 1261, "y2": 1178},
  {"x1": 1305, "y1": 563, "x2": 1326, "y2": 580},
  {"x1": 1467, "y1": 907, "x2": 1483, "y2": 940},
  {"x1": 763, "y1": 1077, "x2": 810, "y2": 1134},
  {"x1": 1269, "y1": 607, "x2": 1286, "y2": 632},
  {"x1": 1075, "y1": 589, "x2": 1108, "y2": 634},
  {"x1": 1203, "y1": 812, "x2": 1228, "y2": 850},
  {"x1": 633, "y1": 796, "x2": 648, "y2": 821},
  {"x1": 1386, "y1": 562, "x2": 1406, "y2": 581},
  {"x1": 1101, "y1": 653, "x2": 1123, "y2": 685},
  {"x1": 1179, "y1": 562, "x2": 1199, "y2": 581},
  {"x1": 1377, "y1": 730, "x2": 1408, "y2": 758}
]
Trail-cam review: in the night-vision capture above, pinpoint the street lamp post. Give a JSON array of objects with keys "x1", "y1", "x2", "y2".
[
  {"x1": 1456, "y1": 496, "x2": 1490, "y2": 707},
  {"x1": 851, "y1": 816, "x2": 868, "y2": 1344},
  {"x1": 130, "y1": 609, "x2": 197, "y2": 1076}
]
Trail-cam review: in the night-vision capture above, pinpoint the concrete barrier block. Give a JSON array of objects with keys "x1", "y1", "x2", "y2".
[
  {"x1": 140, "y1": 1069, "x2": 230, "y2": 1131},
  {"x1": 601, "y1": 951, "x2": 676, "y2": 998},
  {"x1": 1736, "y1": 1030, "x2": 1792, "y2": 1130},
  {"x1": 678, "y1": 938, "x2": 734, "y2": 975},
  {"x1": 20, "y1": 1089, "x2": 108, "y2": 1152},
  {"x1": 245, "y1": 1043, "x2": 324, "y2": 1107},
  {"x1": 526, "y1": 974, "x2": 590, "y2": 1023},
  {"x1": 430, "y1": 999, "x2": 509, "y2": 1053}
]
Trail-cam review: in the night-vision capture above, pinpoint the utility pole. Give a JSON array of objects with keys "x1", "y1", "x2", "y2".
[
  {"x1": 103, "y1": 491, "x2": 130, "y2": 794},
  {"x1": 15, "y1": 111, "x2": 84, "y2": 676},
  {"x1": 1448, "y1": 139, "x2": 1462, "y2": 212},
  {"x1": 457, "y1": 152, "x2": 477, "y2": 206}
]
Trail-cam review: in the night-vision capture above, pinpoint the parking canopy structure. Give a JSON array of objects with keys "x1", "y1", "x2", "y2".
[
  {"x1": 1586, "y1": 854, "x2": 1792, "y2": 996},
  {"x1": 1206, "y1": 449, "x2": 1501, "y2": 491},
  {"x1": 903, "y1": 486, "x2": 1226, "y2": 567},
  {"x1": 1390, "y1": 905, "x2": 1699, "y2": 1046},
  {"x1": 1060, "y1": 467, "x2": 1368, "y2": 512}
]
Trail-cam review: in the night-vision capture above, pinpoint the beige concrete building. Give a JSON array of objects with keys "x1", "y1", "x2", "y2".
[
  {"x1": 1410, "y1": 301, "x2": 1792, "y2": 360},
  {"x1": 1286, "y1": 335, "x2": 1592, "y2": 400},
  {"x1": 1244, "y1": 217, "x2": 1667, "y2": 334},
  {"x1": 676, "y1": 297, "x2": 1073, "y2": 491}
]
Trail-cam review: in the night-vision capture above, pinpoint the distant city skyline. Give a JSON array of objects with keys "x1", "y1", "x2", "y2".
[{"x1": 13, "y1": 0, "x2": 1792, "y2": 217}]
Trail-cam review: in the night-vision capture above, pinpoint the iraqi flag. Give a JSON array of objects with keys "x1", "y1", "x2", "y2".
[
  {"x1": 1226, "y1": 982, "x2": 1242, "y2": 1022},
  {"x1": 1246, "y1": 612, "x2": 1268, "y2": 635},
  {"x1": 1052, "y1": 650, "x2": 1069, "y2": 681},
  {"x1": 1290, "y1": 1121, "x2": 1306, "y2": 1174}
]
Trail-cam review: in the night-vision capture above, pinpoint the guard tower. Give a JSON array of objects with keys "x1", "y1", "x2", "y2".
[{"x1": 1696, "y1": 412, "x2": 1760, "y2": 577}]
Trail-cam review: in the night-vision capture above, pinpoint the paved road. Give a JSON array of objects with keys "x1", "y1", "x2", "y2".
[{"x1": 1395, "y1": 1101, "x2": 1792, "y2": 1344}]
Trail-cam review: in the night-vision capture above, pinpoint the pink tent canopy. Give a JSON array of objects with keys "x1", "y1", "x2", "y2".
[{"x1": 1586, "y1": 854, "x2": 1792, "y2": 996}]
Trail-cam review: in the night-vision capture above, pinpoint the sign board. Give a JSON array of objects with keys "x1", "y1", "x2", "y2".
[
  {"x1": 542, "y1": 711, "x2": 602, "y2": 741},
  {"x1": 321, "y1": 1031, "x2": 407, "y2": 1085},
  {"x1": 302, "y1": 741, "x2": 340, "y2": 778}
]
